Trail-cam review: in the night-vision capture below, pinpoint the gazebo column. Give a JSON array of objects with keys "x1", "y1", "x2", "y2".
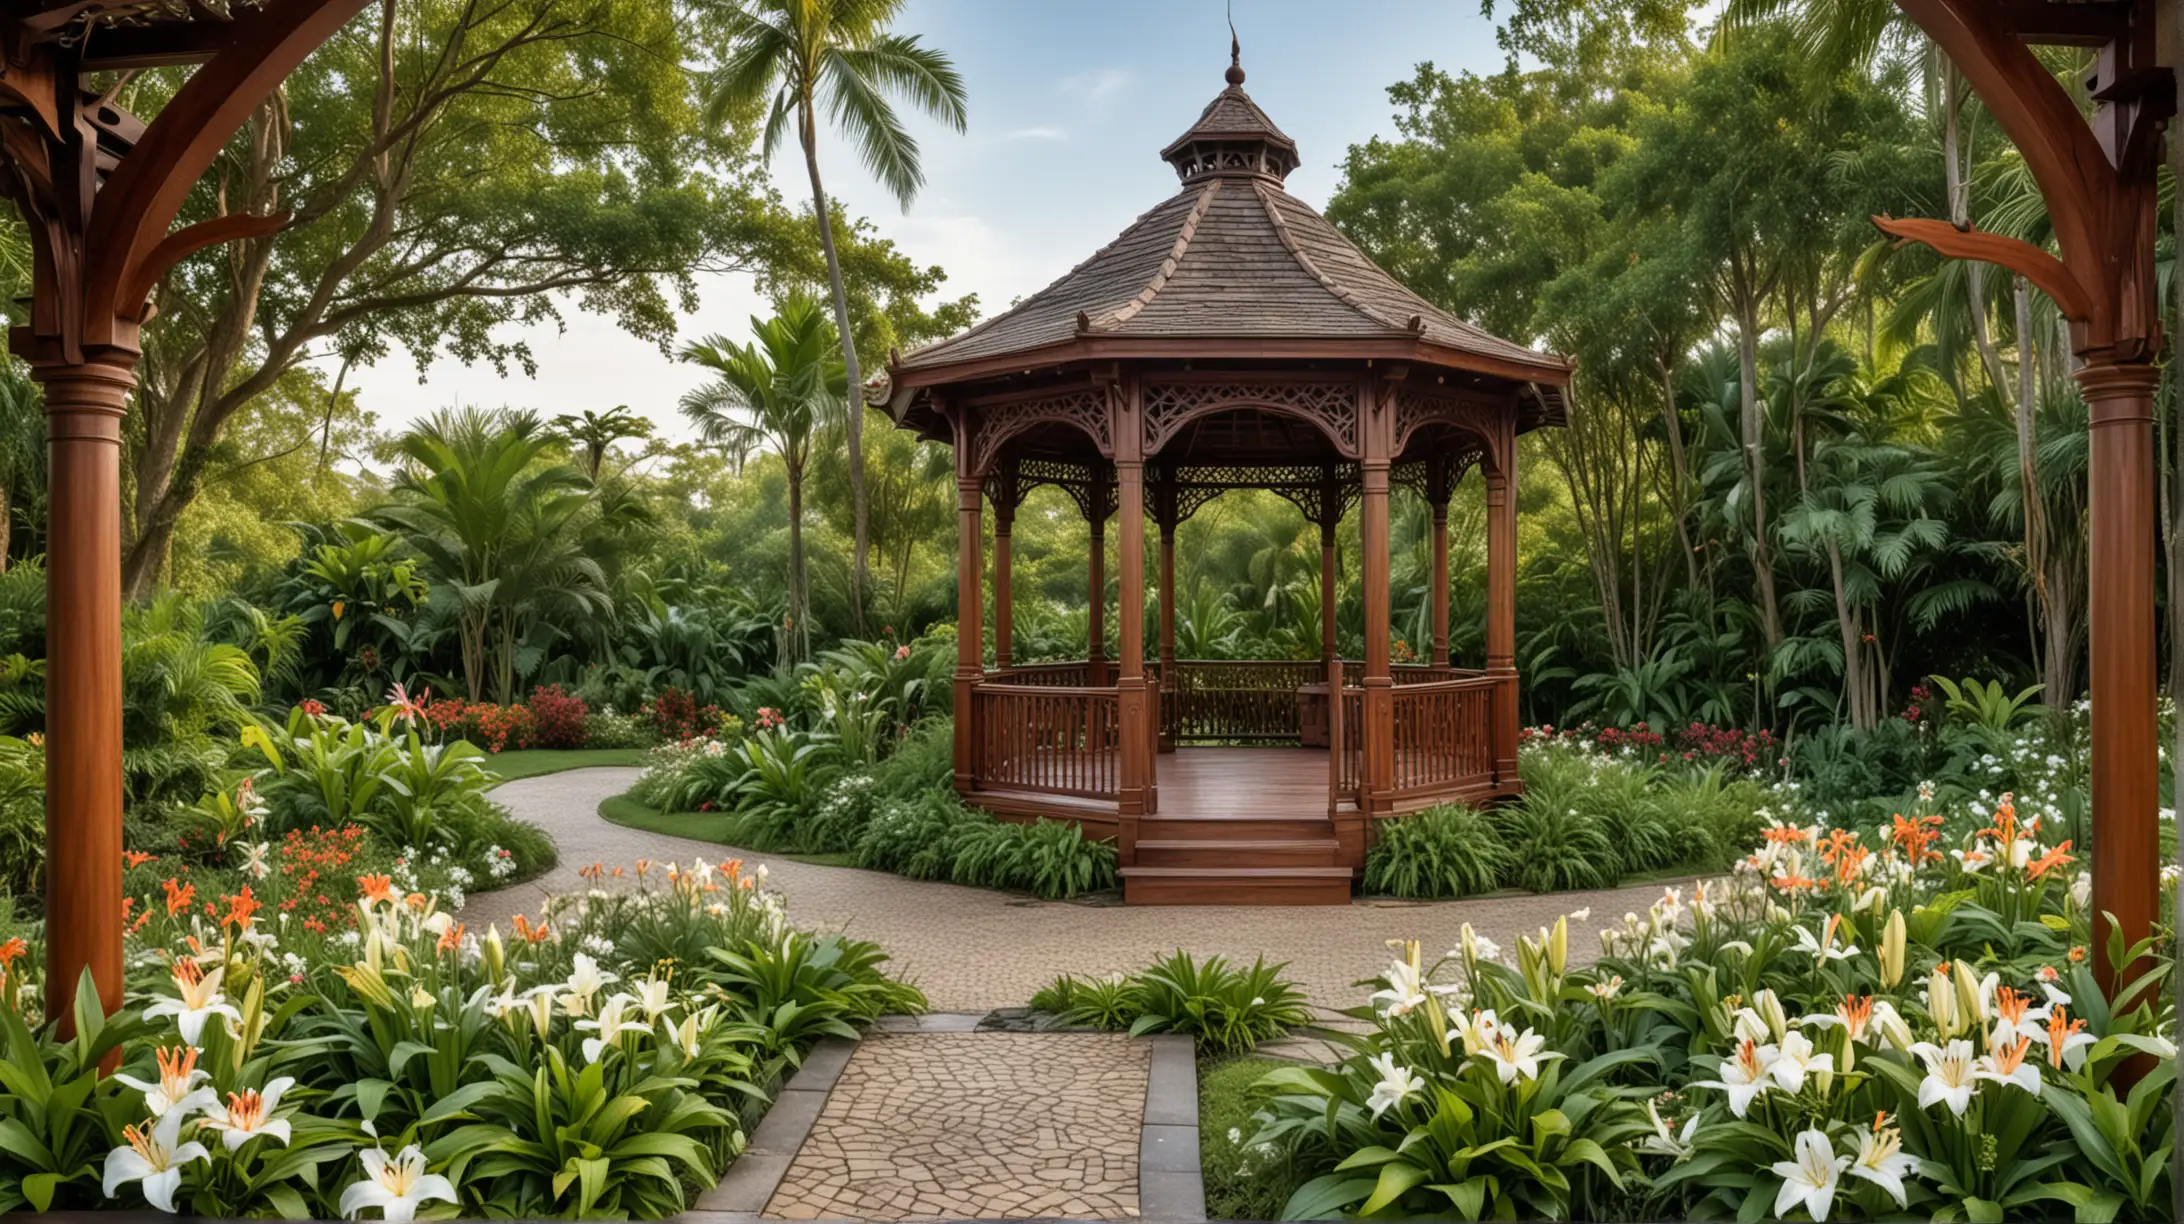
[
  {"x1": 1319, "y1": 466, "x2": 1339, "y2": 670},
  {"x1": 38, "y1": 354, "x2": 136, "y2": 1024},
  {"x1": 1486, "y1": 439, "x2": 1520, "y2": 791},
  {"x1": 993, "y1": 497, "x2": 1014, "y2": 672},
  {"x1": 1086, "y1": 469, "x2": 1108, "y2": 685},
  {"x1": 951, "y1": 409, "x2": 983, "y2": 794},
  {"x1": 1113, "y1": 385, "x2": 1151, "y2": 834},
  {"x1": 1156, "y1": 476, "x2": 1177, "y2": 754},
  {"x1": 1429, "y1": 456, "x2": 1451, "y2": 669},
  {"x1": 1360, "y1": 385, "x2": 1395, "y2": 818}
]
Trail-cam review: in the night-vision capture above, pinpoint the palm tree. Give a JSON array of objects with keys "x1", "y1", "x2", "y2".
[
  {"x1": 378, "y1": 408, "x2": 607, "y2": 702},
  {"x1": 679, "y1": 296, "x2": 847, "y2": 663},
  {"x1": 552, "y1": 406, "x2": 654, "y2": 481},
  {"x1": 699, "y1": 0, "x2": 968, "y2": 635}
]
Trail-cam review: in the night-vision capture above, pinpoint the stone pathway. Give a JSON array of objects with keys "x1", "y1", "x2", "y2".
[
  {"x1": 466, "y1": 767, "x2": 1682, "y2": 1014},
  {"x1": 765, "y1": 1030, "x2": 1146, "y2": 1221}
]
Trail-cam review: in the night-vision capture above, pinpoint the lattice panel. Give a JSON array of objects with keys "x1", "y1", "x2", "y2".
[
  {"x1": 1394, "y1": 387, "x2": 1503, "y2": 470},
  {"x1": 1144, "y1": 463, "x2": 1361, "y2": 525},
  {"x1": 972, "y1": 389, "x2": 1113, "y2": 478},
  {"x1": 1142, "y1": 380, "x2": 1361, "y2": 458},
  {"x1": 1016, "y1": 457, "x2": 1116, "y2": 523}
]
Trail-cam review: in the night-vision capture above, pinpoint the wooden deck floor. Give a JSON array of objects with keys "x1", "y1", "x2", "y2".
[{"x1": 1155, "y1": 747, "x2": 1335, "y2": 818}]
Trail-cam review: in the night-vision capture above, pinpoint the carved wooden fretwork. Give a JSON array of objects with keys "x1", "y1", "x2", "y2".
[
  {"x1": 1015, "y1": 456, "x2": 1116, "y2": 522},
  {"x1": 1142, "y1": 380, "x2": 1360, "y2": 458},
  {"x1": 972, "y1": 388, "x2": 1112, "y2": 478},
  {"x1": 1145, "y1": 462, "x2": 1360, "y2": 526},
  {"x1": 1393, "y1": 453, "x2": 1482, "y2": 505},
  {"x1": 1394, "y1": 387, "x2": 1503, "y2": 471}
]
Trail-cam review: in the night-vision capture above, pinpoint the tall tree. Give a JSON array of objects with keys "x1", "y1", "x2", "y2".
[
  {"x1": 697, "y1": 0, "x2": 968, "y2": 635},
  {"x1": 679, "y1": 296, "x2": 847, "y2": 663},
  {"x1": 554, "y1": 407, "x2": 655, "y2": 482}
]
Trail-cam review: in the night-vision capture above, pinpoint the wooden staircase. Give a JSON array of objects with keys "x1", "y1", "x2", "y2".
[{"x1": 1120, "y1": 812, "x2": 1354, "y2": 905}]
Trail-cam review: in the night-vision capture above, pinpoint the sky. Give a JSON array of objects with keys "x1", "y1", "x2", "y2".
[{"x1": 344, "y1": 0, "x2": 1516, "y2": 440}]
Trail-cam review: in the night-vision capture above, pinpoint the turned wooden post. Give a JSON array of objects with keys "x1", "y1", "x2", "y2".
[
  {"x1": 1486, "y1": 431, "x2": 1520, "y2": 791},
  {"x1": 37, "y1": 355, "x2": 134, "y2": 1024},
  {"x1": 993, "y1": 489, "x2": 1014, "y2": 671},
  {"x1": 951, "y1": 406, "x2": 982, "y2": 794},
  {"x1": 1114, "y1": 383, "x2": 1151, "y2": 835},
  {"x1": 1320, "y1": 465, "x2": 1339, "y2": 670},
  {"x1": 2080, "y1": 360, "x2": 2159, "y2": 994},
  {"x1": 1360, "y1": 382, "x2": 1395, "y2": 814},
  {"x1": 1429, "y1": 455, "x2": 1452, "y2": 669},
  {"x1": 1087, "y1": 465, "x2": 1108, "y2": 686},
  {"x1": 1156, "y1": 473, "x2": 1177, "y2": 754}
]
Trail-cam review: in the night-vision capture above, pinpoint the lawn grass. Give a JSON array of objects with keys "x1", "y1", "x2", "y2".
[
  {"x1": 477, "y1": 746, "x2": 649, "y2": 783},
  {"x1": 1197, "y1": 1054, "x2": 1306, "y2": 1220},
  {"x1": 596, "y1": 793, "x2": 859, "y2": 867}
]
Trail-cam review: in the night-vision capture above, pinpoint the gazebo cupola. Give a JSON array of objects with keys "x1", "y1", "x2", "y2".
[
  {"x1": 1158, "y1": 44, "x2": 1300, "y2": 184},
  {"x1": 870, "y1": 48, "x2": 1573, "y2": 905}
]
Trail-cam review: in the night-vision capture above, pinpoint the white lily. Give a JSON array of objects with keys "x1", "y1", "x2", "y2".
[
  {"x1": 1694, "y1": 1038, "x2": 1776, "y2": 1117},
  {"x1": 1911, "y1": 1039, "x2": 1980, "y2": 1116},
  {"x1": 1369, "y1": 957, "x2": 1428, "y2": 1017},
  {"x1": 339, "y1": 1145, "x2": 458, "y2": 1221},
  {"x1": 1364, "y1": 1053, "x2": 1424, "y2": 1118},
  {"x1": 1478, "y1": 1025, "x2": 1557, "y2": 1084},
  {"x1": 112, "y1": 1046, "x2": 217, "y2": 1119},
  {"x1": 1846, "y1": 1116, "x2": 1921, "y2": 1208},
  {"x1": 1770, "y1": 1128, "x2": 1848, "y2": 1222},
  {"x1": 142, "y1": 960, "x2": 241, "y2": 1046},
  {"x1": 197, "y1": 1078, "x2": 296, "y2": 1151},
  {"x1": 1767, "y1": 1030, "x2": 1834, "y2": 1094},
  {"x1": 556, "y1": 952, "x2": 618, "y2": 1016},
  {"x1": 1445, "y1": 1007, "x2": 1502, "y2": 1056},
  {"x1": 1638, "y1": 1100, "x2": 1698, "y2": 1160},
  {"x1": 233, "y1": 840, "x2": 272, "y2": 881},
  {"x1": 102, "y1": 1110, "x2": 211, "y2": 1212},
  {"x1": 1791, "y1": 915, "x2": 1859, "y2": 963},
  {"x1": 630, "y1": 975, "x2": 674, "y2": 1020},
  {"x1": 2033, "y1": 1006, "x2": 2097, "y2": 1071},
  {"x1": 575, "y1": 993, "x2": 649, "y2": 1063},
  {"x1": 1869, "y1": 999, "x2": 1916, "y2": 1053},
  {"x1": 1974, "y1": 1035, "x2": 2042, "y2": 1096}
]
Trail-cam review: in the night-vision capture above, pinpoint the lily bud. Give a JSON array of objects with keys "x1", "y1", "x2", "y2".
[
  {"x1": 1952, "y1": 959, "x2": 1989, "y2": 1029},
  {"x1": 1547, "y1": 916, "x2": 1569, "y2": 976},
  {"x1": 1879, "y1": 910, "x2": 1906, "y2": 989},
  {"x1": 483, "y1": 924, "x2": 506, "y2": 986},
  {"x1": 1755, "y1": 988, "x2": 1788, "y2": 1043},
  {"x1": 1925, "y1": 965, "x2": 1961, "y2": 1038},
  {"x1": 335, "y1": 962, "x2": 399, "y2": 1011}
]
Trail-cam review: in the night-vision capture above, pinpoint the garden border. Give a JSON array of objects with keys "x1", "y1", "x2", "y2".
[{"x1": 684, "y1": 1013, "x2": 1206, "y2": 1223}]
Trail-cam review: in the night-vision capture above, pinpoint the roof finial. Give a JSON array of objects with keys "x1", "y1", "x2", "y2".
[{"x1": 1226, "y1": 1, "x2": 1245, "y2": 86}]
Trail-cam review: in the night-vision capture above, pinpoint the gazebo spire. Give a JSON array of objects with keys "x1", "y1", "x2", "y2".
[{"x1": 1160, "y1": 36, "x2": 1299, "y2": 184}]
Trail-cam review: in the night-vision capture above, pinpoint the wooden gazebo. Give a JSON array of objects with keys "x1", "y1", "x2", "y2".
[{"x1": 870, "y1": 49, "x2": 1572, "y2": 904}]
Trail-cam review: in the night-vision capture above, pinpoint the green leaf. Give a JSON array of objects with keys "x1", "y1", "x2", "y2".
[
  {"x1": 1360, "y1": 1160, "x2": 1432, "y2": 1216},
  {"x1": 21, "y1": 1172, "x2": 59, "y2": 1212}
]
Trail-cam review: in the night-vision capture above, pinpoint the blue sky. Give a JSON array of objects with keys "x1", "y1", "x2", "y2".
[{"x1": 347, "y1": 0, "x2": 1515, "y2": 438}]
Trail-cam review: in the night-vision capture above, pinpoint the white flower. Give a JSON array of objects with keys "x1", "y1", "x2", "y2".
[
  {"x1": 1912, "y1": 1039, "x2": 1980, "y2": 1116},
  {"x1": 1790, "y1": 915, "x2": 1859, "y2": 963},
  {"x1": 233, "y1": 841, "x2": 272, "y2": 880},
  {"x1": 1975, "y1": 1036, "x2": 2042, "y2": 1096},
  {"x1": 1478, "y1": 1025, "x2": 1557, "y2": 1084},
  {"x1": 1869, "y1": 1000, "x2": 1916, "y2": 1053},
  {"x1": 1767, "y1": 1031, "x2": 1833, "y2": 1094},
  {"x1": 340, "y1": 1145, "x2": 458, "y2": 1221},
  {"x1": 1846, "y1": 1118, "x2": 1921, "y2": 1207},
  {"x1": 1364, "y1": 1053, "x2": 1423, "y2": 1119},
  {"x1": 575, "y1": 994, "x2": 649, "y2": 1064},
  {"x1": 1770, "y1": 1128, "x2": 1848, "y2": 1222},
  {"x1": 1638, "y1": 1100, "x2": 1698, "y2": 1160},
  {"x1": 630, "y1": 975, "x2": 673, "y2": 1020},
  {"x1": 1586, "y1": 975, "x2": 1624, "y2": 1001},
  {"x1": 1369, "y1": 958, "x2": 1428, "y2": 1017},
  {"x1": 142, "y1": 961, "x2": 241, "y2": 1046},
  {"x1": 112, "y1": 1046, "x2": 217, "y2": 1119},
  {"x1": 557, "y1": 952, "x2": 618, "y2": 1015},
  {"x1": 196, "y1": 1078, "x2": 295, "y2": 1151},
  {"x1": 1694, "y1": 1039, "x2": 1775, "y2": 1117},
  {"x1": 1445, "y1": 1008, "x2": 1502, "y2": 1056},
  {"x1": 102, "y1": 1110, "x2": 211, "y2": 1212}
]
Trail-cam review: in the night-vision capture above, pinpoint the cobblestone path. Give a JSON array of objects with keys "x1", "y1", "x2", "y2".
[{"x1": 466, "y1": 766, "x2": 1679, "y2": 1014}]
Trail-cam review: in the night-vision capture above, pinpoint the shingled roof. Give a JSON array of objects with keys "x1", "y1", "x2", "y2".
[{"x1": 891, "y1": 51, "x2": 1566, "y2": 385}]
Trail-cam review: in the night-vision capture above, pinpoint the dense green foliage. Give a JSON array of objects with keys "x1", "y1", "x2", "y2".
[{"x1": 1029, "y1": 951, "x2": 1312, "y2": 1055}]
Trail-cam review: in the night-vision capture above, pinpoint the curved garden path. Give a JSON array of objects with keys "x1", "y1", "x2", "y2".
[{"x1": 465, "y1": 767, "x2": 1679, "y2": 1014}]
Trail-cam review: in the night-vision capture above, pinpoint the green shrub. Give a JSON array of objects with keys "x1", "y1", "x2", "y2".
[
  {"x1": 869, "y1": 717, "x2": 952, "y2": 797},
  {"x1": 1031, "y1": 951, "x2": 1310, "y2": 1054},
  {"x1": 947, "y1": 817, "x2": 1117, "y2": 898},
  {"x1": 852, "y1": 792, "x2": 963, "y2": 880},
  {"x1": 0, "y1": 736, "x2": 40, "y2": 896},
  {"x1": 1030, "y1": 973, "x2": 1136, "y2": 1029},
  {"x1": 1363, "y1": 803, "x2": 1511, "y2": 898},
  {"x1": 1199, "y1": 1056, "x2": 1306, "y2": 1222}
]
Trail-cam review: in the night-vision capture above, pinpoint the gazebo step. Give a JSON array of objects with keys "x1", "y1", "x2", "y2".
[
  {"x1": 1119, "y1": 866, "x2": 1354, "y2": 906},
  {"x1": 1134, "y1": 838, "x2": 1341, "y2": 867},
  {"x1": 1138, "y1": 815, "x2": 1337, "y2": 840}
]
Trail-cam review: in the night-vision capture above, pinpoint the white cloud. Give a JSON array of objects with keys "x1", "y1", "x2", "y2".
[{"x1": 1006, "y1": 125, "x2": 1067, "y2": 141}]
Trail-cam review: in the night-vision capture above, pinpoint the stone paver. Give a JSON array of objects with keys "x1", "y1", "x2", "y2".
[
  {"x1": 467, "y1": 767, "x2": 1682, "y2": 1013},
  {"x1": 763, "y1": 1031, "x2": 1148, "y2": 1221}
]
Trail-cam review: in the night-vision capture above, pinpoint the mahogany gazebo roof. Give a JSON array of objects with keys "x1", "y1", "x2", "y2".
[{"x1": 877, "y1": 47, "x2": 1571, "y2": 437}]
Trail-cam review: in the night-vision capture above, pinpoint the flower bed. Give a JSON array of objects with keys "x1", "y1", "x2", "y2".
[
  {"x1": 1240, "y1": 793, "x2": 2174, "y2": 1220},
  {"x1": 0, "y1": 857, "x2": 923, "y2": 1217}
]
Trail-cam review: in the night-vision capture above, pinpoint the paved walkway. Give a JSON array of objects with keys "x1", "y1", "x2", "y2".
[{"x1": 467, "y1": 767, "x2": 1676, "y2": 1014}]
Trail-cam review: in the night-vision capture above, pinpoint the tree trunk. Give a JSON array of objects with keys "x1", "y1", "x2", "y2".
[
  {"x1": 1945, "y1": 66, "x2": 2012, "y2": 400},
  {"x1": 1657, "y1": 360, "x2": 1701, "y2": 590},
  {"x1": 1734, "y1": 288, "x2": 1784, "y2": 652},
  {"x1": 801, "y1": 119, "x2": 867, "y2": 638},
  {"x1": 786, "y1": 462, "x2": 809, "y2": 664},
  {"x1": 1826, "y1": 540, "x2": 1869, "y2": 730}
]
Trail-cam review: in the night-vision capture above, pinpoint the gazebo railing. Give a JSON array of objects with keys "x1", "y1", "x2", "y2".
[
  {"x1": 1390, "y1": 675, "x2": 1498, "y2": 798},
  {"x1": 989, "y1": 660, "x2": 1100, "y2": 687},
  {"x1": 1160, "y1": 659, "x2": 1324, "y2": 742},
  {"x1": 971, "y1": 679, "x2": 1120, "y2": 800}
]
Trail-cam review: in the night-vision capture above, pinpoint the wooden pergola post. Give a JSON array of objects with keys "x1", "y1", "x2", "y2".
[
  {"x1": 1360, "y1": 378, "x2": 1395, "y2": 811},
  {"x1": 951, "y1": 404, "x2": 982, "y2": 794},
  {"x1": 0, "y1": 0, "x2": 374, "y2": 1027},
  {"x1": 1878, "y1": 0, "x2": 2168, "y2": 998},
  {"x1": 1485, "y1": 429, "x2": 1519, "y2": 787},
  {"x1": 1319, "y1": 465, "x2": 1340, "y2": 670},
  {"x1": 1114, "y1": 381, "x2": 1151, "y2": 824},
  {"x1": 1428, "y1": 455, "x2": 1452, "y2": 669}
]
